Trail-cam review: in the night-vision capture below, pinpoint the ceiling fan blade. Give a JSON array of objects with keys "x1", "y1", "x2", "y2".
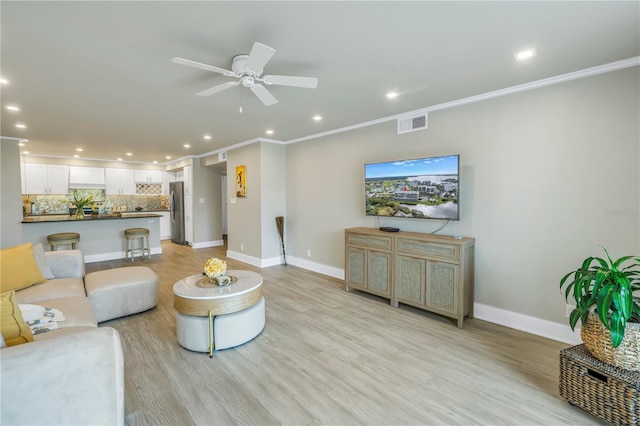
[
  {"x1": 250, "y1": 84, "x2": 278, "y2": 106},
  {"x1": 245, "y1": 43, "x2": 276, "y2": 75},
  {"x1": 262, "y1": 75, "x2": 318, "y2": 89},
  {"x1": 196, "y1": 81, "x2": 240, "y2": 97},
  {"x1": 171, "y1": 57, "x2": 235, "y2": 76}
]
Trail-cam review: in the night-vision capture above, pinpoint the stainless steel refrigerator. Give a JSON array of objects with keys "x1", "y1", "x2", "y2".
[{"x1": 170, "y1": 181, "x2": 186, "y2": 244}]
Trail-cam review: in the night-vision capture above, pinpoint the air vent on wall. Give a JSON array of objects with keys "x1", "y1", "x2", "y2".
[
  {"x1": 397, "y1": 112, "x2": 428, "y2": 134},
  {"x1": 218, "y1": 151, "x2": 227, "y2": 162}
]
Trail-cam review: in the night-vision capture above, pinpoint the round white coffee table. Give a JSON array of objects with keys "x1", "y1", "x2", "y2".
[{"x1": 173, "y1": 270, "x2": 264, "y2": 356}]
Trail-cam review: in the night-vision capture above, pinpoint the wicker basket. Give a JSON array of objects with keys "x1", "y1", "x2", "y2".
[
  {"x1": 580, "y1": 313, "x2": 640, "y2": 372},
  {"x1": 559, "y1": 344, "x2": 640, "y2": 425}
]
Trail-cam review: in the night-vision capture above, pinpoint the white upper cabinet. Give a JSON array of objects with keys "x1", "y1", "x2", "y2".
[
  {"x1": 134, "y1": 170, "x2": 164, "y2": 184},
  {"x1": 69, "y1": 166, "x2": 105, "y2": 186},
  {"x1": 24, "y1": 163, "x2": 69, "y2": 194},
  {"x1": 105, "y1": 168, "x2": 136, "y2": 195}
]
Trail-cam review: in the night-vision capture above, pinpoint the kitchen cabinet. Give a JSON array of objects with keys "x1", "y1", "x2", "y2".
[
  {"x1": 134, "y1": 170, "x2": 164, "y2": 184},
  {"x1": 69, "y1": 166, "x2": 105, "y2": 186},
  {"x1": 345, "y1": 227, "x2": 475, "y2": 328},
  {"x1": 20, "y1": 162, "x2": 26, "y2": 194},
  {"x1": 160, "y1": 212, "x2": 171, "y2": 240},
  {"x1": 105, "y1": 168, "x2": 136, "y2": 195},
  {"x1": 24, "y1": 163, "x2": 69, "y2": 194}
]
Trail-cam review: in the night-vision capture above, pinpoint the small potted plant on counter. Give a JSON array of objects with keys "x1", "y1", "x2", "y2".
[{"x1": 560, "y1": 246, "x2": 640, "y2": 371}]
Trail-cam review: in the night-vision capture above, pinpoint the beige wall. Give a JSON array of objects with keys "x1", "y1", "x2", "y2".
[
  {"x1": 226, "y1": 142, "x2": 286, "y2": 263},
  {"x1": 191, "y1": 160, "x2": 224, "y2": 245},
  {"x1": 260, "y1": 143, "x2": 286, "y2": 260},
  {"x1": 1, "y1": 139, "x2": 24, "y2": 247},
  {"x1": 227, "y1": 143, "x2": 262, "y2": 257},
  {"x1": 284, "y1": 67, "x2": 640, "y2": 326}
]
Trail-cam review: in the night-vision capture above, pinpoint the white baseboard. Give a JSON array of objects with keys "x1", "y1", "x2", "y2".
[
  {"x1": 191, "y1": 240, "x2": 224, "y2": 249},
  {"x1": 223, "y1": 252, "x2": 580, "y2": 345},
  {"x1": 472, "y1": 303, "x2": 581, "y2": 345},
  {"x1": 286, "y1": 256, "x2": 344, "y2": 280},
  {"x1": 226, "y1": 250, "x2": 267, "y2": 268},
  {"x1": 84, "y1": 246, "x2": 162, "y2": 264}
]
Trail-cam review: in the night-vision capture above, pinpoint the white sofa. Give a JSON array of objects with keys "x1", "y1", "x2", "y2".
[{"x1": 1, "y1": 249, "x2": 156, "y2": 425}]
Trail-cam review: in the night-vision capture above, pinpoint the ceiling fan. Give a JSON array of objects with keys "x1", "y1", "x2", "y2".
[{"x1": 172, "y1": 42, "x2": 318, "y2": 107}]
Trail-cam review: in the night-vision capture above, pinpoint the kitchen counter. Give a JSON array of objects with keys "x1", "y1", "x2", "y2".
[
  {"x1": 22, "y1": 213, "x2": 161, "y2": 223},
  {"x1": 21, "y1": 213, "x2": 163, "y2": 263}
]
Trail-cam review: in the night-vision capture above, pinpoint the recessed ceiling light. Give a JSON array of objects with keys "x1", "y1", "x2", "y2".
[
  {"x1": 203, "y1": 135, "x2": 212, "y2": 140},
  {"x1": 126, "y1": 152, "x2": 132, "y2": 156},
  {"x1": 265, "y1": 129, "x2": 274, "y2": 135},
  {"x1": 6, "y1": 105, "x2": 20, "y2": 112},
  {"x1": 74, "y1": 154, "x2": 80, "y2": 158},
  {"x1": 76, "y1": 148, "x2": 83, "y2": 152},
  {"x1": 22, "y1": 151, "x2": 30, "y2": 154},
  {"x1": 183, "y1": 144, "x2": 190, "y2": 148},
  {"x1": 15, "y1": 123, "x2": 27, "y2": 129},
  {"x1": 313, "y1": 115, "x2": 323, "y2": 121},
  {"x1": 166, "y1": 156, "x2": 172, "y2": 160},
  {"x1": 18, "y1": 142, "x2": 25, "y2": 147},
  {"x1": 386, "y1": 92, "x2": 398, "y2": 99},
  {"x1": 117, "y1": 158, "x2": 123, "y2": 161},
  {"x1": 514, "y1": 48, "x2": 536, "y2": 61},
  {"x1": 153, "y1": 161, "x2": 158, "y2": 164},
  {"x1": 0, "y1": 78, "x2": 9, "y2": 85}
]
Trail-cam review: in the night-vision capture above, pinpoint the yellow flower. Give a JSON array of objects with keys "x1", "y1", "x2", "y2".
[{"x1": 204, "y1": 258, "x2": 227, "y2": 278}]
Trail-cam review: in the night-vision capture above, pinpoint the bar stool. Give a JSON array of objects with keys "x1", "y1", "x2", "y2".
[
  {"x1": 124, "y1": 228, "x2": 150, "y2": 262},
  {"x1": 47, "y1": 232, "x2": 80, "y2": 251}
]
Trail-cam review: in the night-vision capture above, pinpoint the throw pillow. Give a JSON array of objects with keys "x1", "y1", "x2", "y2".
[
  {"x1": 0, "y1": 242, "x2": 47, "y2": 293},
  {"x1": 0, "y1": 291, "x2": 34, "y2": 346},
  {"x1": 32, "y1": 243, "x2": 55, "y2": 280}
]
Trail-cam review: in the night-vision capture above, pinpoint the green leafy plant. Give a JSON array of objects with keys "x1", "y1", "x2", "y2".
[{"x1": 560, "y1": 247, "x2": 640, "y2": 347}]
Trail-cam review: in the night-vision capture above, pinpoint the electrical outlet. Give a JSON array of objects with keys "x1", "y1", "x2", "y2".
[
  {"x1": 565, "y1": 304, "x2": 575, "y2": 318},
  {"x1": 240, "y1": 243, "x2": 244, "y2": 252},
  {"x1": 306, "y1": 249, "x2": 311, "y2": 257}
]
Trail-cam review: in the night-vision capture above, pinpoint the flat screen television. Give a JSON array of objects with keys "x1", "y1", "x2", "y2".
[{"x1": 365, "y1": 154, "x2": 459, "y2": 221}]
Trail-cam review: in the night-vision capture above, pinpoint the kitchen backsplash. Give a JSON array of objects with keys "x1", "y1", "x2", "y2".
[{"x1": 24, "y1": 190, "x2": 170, "y2": 214}]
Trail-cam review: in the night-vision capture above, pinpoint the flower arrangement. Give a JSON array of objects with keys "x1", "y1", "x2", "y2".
[
  {"x1": 67, "y1": 190, "x2": 94, "y2": 218},
  {"x1": 204, "y1": 258, "x2": 227, "y2": 279}
]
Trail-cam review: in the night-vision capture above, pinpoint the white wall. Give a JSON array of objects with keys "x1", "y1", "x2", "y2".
[{"x1": 284, "y1": 66, "x2": 640, "y2": 335}]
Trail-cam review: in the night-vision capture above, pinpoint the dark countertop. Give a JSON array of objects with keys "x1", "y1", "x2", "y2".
[{"x1": 22, "y1": 213, "x2": 162, "y2": 223}]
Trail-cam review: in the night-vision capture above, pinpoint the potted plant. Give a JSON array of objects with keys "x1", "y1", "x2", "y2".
[{"x1": 560, "y1": 247, "x2": 640, "y2": 370}]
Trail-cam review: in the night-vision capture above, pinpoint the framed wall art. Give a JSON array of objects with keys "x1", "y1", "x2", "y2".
[{"x1": 236, "y1": 165, "x2": 246, "y2": 197}]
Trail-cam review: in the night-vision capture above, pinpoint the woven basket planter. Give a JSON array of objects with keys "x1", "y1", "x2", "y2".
[{"x1": 581, "y1": 313, "x2": 640, "y2": 372}]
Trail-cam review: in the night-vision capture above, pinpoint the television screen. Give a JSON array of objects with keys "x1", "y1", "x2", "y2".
[{"x1": 365, "y1": 154, "x2": 459, "y2": 220}]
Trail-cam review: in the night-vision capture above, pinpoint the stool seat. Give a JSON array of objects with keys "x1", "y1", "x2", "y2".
[
  {"x1": 124, "y1": 228, "x2": 150, "y2": 237},
  {"x1": 124, "y1": 228, "x2": 150, "y2": 262},
  {"x1": 47, "y1": 232, "x2": 80, "y2": 251}
]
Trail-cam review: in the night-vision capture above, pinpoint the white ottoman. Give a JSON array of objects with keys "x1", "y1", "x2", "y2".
[
  {"x1": 176, "y1": 297, "x2": 265, "y2": 352},
  {"x1": 85, "y1": 266, "x2": 159, "y2": 323}
]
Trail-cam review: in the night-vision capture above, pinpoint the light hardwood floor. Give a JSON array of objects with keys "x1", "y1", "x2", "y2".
[{"x1": 86, "y1": 241, "x2": 605, "y2": 425}]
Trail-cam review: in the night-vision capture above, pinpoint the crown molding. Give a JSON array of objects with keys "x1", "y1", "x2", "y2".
[{"x1": 285, "y1": 56, "x2": 640, "y2": 145}]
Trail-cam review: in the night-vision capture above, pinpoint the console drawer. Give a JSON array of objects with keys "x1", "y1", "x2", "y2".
[{"x1": 396, "y1": 238, "x2": 459, "y2": 261}]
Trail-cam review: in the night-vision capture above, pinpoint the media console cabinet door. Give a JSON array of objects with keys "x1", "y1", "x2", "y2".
[
  {"x1": 367, "y1": 250, "x2": 392, "y2": 297},
  {"x1": 396, "y1": 255, "x2": 425, "y2": 306},
  {"x1": 425, "y1": 260, "x2": 458, "y2": 316}
]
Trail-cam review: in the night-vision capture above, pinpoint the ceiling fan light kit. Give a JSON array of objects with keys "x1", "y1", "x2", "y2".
[{"x1": 172, "y1": 42, "x2": 318, "y2": 107}]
